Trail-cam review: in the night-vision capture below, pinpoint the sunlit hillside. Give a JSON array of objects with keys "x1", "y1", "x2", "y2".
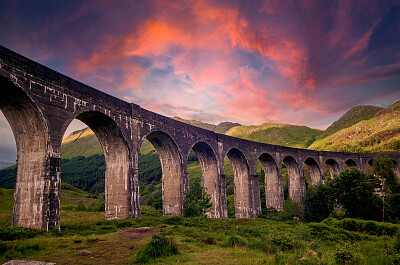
[
  {"x1": 225, "y1": 123, "x2": 323, "y2": 148},
  {"x1": 309, "y1": 101, "x2": 400, "y2": 153}
]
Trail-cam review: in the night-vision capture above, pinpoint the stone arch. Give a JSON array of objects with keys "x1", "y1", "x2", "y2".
[
  {"x1": 0, "y1": 77, "x2": 57, "y2": 230},
  {"x1": 345, "y1": 159, "x2": 359, "y2": 169},
  {"x1": 304, "y1": 157, "x2": 322, "y2": 185},
  {"x1": 143, "y1": 131, "x2": 185, "y2": 216},
  {"x1": 226, "y1": 148, "x2": 261, "y2": 218},
  {"x1": 259, "y1": 153, "x2": 283, "y2": 210},
  {"x1": 190, "y1": 141, "x2": 225, "y2": 218},
  {"x1": 324, "y1": 158, "x2": 340, "y2": 179},
  {"x1": 66, "y1": 111, "x2": 137, "y2": 220},
  {"x1": 283, "y1": 156, "x2": 305, "y2": 204}
]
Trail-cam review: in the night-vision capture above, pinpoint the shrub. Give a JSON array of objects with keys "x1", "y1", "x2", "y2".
[
  {"x1": 223, "y1": 235, "x2": 247, "y2": 248},
  {"x1": 302, "y1": 184, "x2": 333, "y2": 222},
  {"x1": 278, "y1": 198, "x2": 303, "y2": 221},
  {"x1": 334, "y1": 243, "x2": 360, "y2": 264},
  {"x1": 394, "y1": 234, "x2": 400, "y2": 253},
  {"x1": 76, "y1": 200, "x2": 87, "y2": 211},
  {"x1": 269, "y1": 232, "x2": 298, "y2": 251},
  {"x1": 133, "y1": 234, "x2": 179, "y2": 264},
  {"x1": 183, "y1": 178, "x2": 212, "y2": 217},
  {"x1": 393, "y1": 140, "x2": 400, "y2": 150}
]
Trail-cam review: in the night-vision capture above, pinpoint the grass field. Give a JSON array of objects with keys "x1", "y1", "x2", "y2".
[{"x1": 1, "y1": 187, "x2": 400, "y2": 264}]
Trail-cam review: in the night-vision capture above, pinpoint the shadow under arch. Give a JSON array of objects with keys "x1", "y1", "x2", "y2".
[
  {"x1": 144, "y1": 130, "x2": 185, "y2": 216},
  {"x1": 324, "y1": 159, "x2": 340, "y2": 179},
  {"x1": 72, "y1": 111, "x2": 137, "y2": 220},
  {"x1": 283, "y1": 156, "x2": 305, "y2": 205},
  {"x1": 304, "y1": 157, "x2": 322, "y2": 185},
  {"x1": 345, "y1": 159, "x2": 359, "y2": 170},
  {"x1": 0, "y1": 76, "x2": 58, "y2": 230},
  {"x1": 190, "y1": 141, "x2": 225, "y2": 218},
  {"x1": 259, "y1": 153, "x2": 283, "y2": 210},
  {"x1": 226, "y1": 148, "x2": 261, "y2": 218}
]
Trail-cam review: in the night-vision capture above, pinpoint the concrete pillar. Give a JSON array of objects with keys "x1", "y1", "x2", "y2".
[
  {"x1": 284, "y1": 157, "x2": 305, "y2": 205},
  {"x1": 227, "y1": 149, "x2": 260, "y2": 218},
  {"x1": 260, "y1": 154, "x2": 284, "y2": 210},
  {"x1": 146, "y1": 131, "x2": 185, "y2": 216},
  {"x1": 193, "y1": 142, "x2": 227, "y2": 218}
]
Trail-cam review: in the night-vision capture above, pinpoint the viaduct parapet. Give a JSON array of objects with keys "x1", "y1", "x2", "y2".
[{"x1": 1, "y1": 46, "x2": 399, "y2": 230}]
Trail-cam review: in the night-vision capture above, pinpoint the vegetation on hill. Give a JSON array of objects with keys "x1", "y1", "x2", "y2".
[
  {"x1": 318, "y1": 105, "x2": 383, "y2": 139},
  {"x1": 309, "y1": 101, "x2": 400, "y2": 152},
  {"x1": 171, "y1": 116, "x2": 241, "y2": 133},
  {"x1": 225, "y1": 123, "x2": 323, "y2": 148},
  {"x1": 61, "y1": 128, "x2": 102, "y2": 159}
]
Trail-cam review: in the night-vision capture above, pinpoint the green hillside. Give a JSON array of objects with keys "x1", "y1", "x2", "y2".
[
  {"x1": 309, "y1": 101, "x2": 400, "y2": 153},
  {"x1": 61, "y1": 128, "x2": 103, "y2": 159},
  {"x1": 226, "y1": 123, "x2": 323, "y2": 148},
  {"x1": 172, "y1": 116, "x2": 241, "y2": 133},
  {"x1": 317, "y1": 105, "x2": 383, "y2": 139}
]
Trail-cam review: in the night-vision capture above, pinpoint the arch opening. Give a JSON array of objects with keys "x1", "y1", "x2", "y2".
[
  {"x1": 282, "y1": 156, "x2": 305, "y2": 205},
  {"x1": 324, "y1": 159, "x2": 340, "y2": 180},
  {"x1": 226, "y1": 148, "x2": 261, "y2": 218},
  {"x1": 345, "y1": 159, "x2": 359, "y2": 170},
  {"x1": 304, "y1": 158, "x2": 322, "y2": 185},
  {"x1": 144, "y1": 131, "x2": 185, "y2": 216},
  {"x1": 60, "y1": 120, "x2": 106, "y2": 213},
  {"x1": 191, "y1": 142, "x2": 224, "y2": 218},
  {"x1": 0, "y1": 77, "x2": 54, "y2": 229},
  {"x1": 259, "y1": 153, "x2": 283, "y2": 211},
  {"x1": 73, "y1": 111, "x2": 134, "y2": 220}
]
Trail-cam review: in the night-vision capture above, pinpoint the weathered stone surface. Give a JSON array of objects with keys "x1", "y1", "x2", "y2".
[{"x1": 1, "y1": 45, "x2": 400, "y2": 230}]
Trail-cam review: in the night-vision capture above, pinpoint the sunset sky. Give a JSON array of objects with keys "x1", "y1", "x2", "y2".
[{"x1": 0, "y1": 0, "x2": 400, "y2": 162}]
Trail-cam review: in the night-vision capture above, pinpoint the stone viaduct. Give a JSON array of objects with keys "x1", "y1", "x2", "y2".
[{"x1": 1, "y1": 46, "x2": 399, "y2": 230}]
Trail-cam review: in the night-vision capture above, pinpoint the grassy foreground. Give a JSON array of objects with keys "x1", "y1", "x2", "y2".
[{"x1": 1, "y1": 189, "x2": 400, "y2": 265}]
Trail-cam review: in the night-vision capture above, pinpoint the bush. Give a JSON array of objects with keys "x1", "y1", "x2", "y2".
[
  {"x1": 302, "y1": 184, "x2": 333, "y2": 222},
  {"x1": 393, "y1": 140, "x2": 400, "y2": 150},
  {"x1": 278, "y1": 198, "x2": 303, "y2": 221},
  {"x1": 394, "y1": 234, "x2": 400, "y2": 253},
  {"x1": 322, "y1": 217, "x2": 399, "y2": 236},
  {"x1": 183, "y1": 178, "x2": 212, "y2": 217},
  {"x1": 223, "y1": 235, "x2": 247, "y2": 248},
  {"x1": 269, "y1": 232, "x2": 298, "y2": 251},
  {"x1": 334, "y1": 243, "x2": 360, "y2": 264},
  {"x1": 133, "y1": 234, "x2": 179, "y2": 264},
  {"x1": 76, "y1": 200, "x2": 87, "y2": 211}
]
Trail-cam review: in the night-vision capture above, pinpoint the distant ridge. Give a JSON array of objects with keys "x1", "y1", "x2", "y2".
[
  {"x1": 225, "y1": 123, "x2": 322, "y2": 148},
  {"x1": 0, "y1": 161, "x2": 13, "y2": 170},
  {"x1": 171, "y1": 117, "x2": 241, "y2": 134},
  {"x1": 309, "y1": 101, "x2": 400, "y2": 153},
  {"x1": 318, "y1": 105, "x2": 383, "y2": 139}
]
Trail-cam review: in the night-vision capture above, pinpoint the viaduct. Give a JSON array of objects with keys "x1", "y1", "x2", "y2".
[{"x1": 0, "y1": 45, "x2": 399, "y2": 230}]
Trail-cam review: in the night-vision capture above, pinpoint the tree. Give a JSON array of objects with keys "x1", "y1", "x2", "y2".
[
  {"x1": 372, "y1": 154, "x2": 400, "y2": 193},
  {"x1": 330, "y1": 168, "x2": 382, "y2": 221},
  {"x1": 371, "y1": 154, "x2": 400, "y2": 222},
  {"x1": 183, "y1": 178, "x2": 212, "y2": 217},
  {"x1": 302, "y1": 183, "x2": 333, "y2": 222}
]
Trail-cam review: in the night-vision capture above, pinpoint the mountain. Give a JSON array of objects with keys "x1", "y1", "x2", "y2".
[
  {"x1": 61, "y1": 128, "x2": 102, "y2": 159},
  {"x1": 225, "y1": 123, "x2": 323, "y2": 148},
  {"x1": 171, "y1": 117, "x2": 241, "y2": 134},
  {"x1": 0, "y1": 161, "x2": 13, "y2": 170},
  {"x1": 309, "y1": 101, "x2": 400, "y2": 153},
  {"x1": 317, "y1": 105, "x2": 383, "y2": 139}
]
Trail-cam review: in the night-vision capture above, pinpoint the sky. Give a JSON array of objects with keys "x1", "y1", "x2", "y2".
[{"x1": 0, "y1": 0, "x2": 400, "y2": 163}]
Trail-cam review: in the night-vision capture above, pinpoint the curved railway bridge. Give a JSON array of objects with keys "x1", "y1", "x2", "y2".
[{"x1": 1, "y1": 46, "x2": 399, "y2": 230}]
